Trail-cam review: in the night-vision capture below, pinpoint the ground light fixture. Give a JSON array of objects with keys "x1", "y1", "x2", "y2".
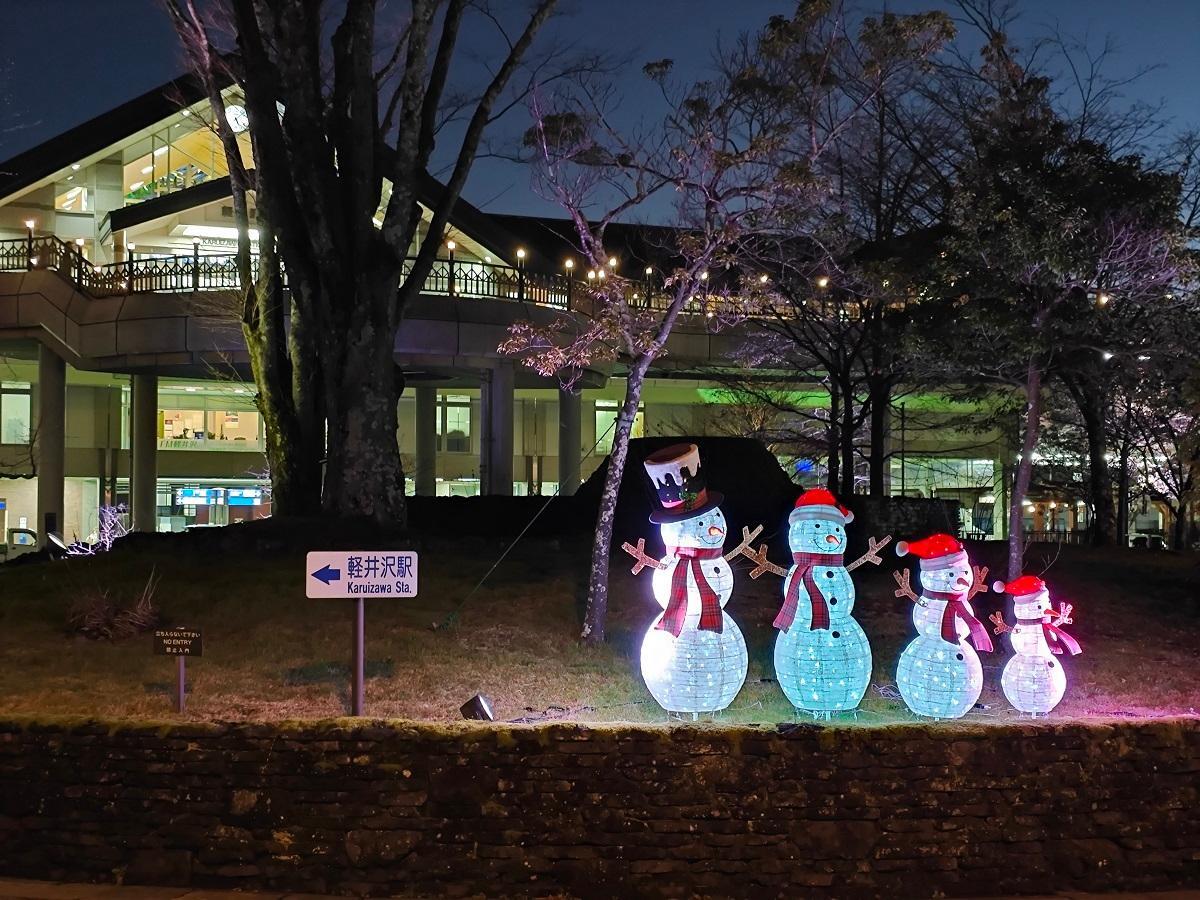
[{"x1": 460, "y1": 693, "x2": 495, "y2": 721}]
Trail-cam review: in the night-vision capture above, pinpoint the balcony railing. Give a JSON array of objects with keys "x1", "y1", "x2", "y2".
[
  {"x1": 0, "y1": 235, "x2": 716, "y2": 315},
  {"x1": 0, "y1": 235, "x2": 583, "y2": 310}
]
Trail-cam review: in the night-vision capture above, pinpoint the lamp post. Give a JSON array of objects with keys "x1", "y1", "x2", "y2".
[
  {"x1": 446, "y1": 239, "x2": 456, "y2": 297},
  {"x1": 516, "y1": 247, "x2": 526, "y2": 301},
  {"x1": 24, "y1": 220, "x2": 34, "y2": 270},
  {"x1": 127, "y1": 242, "x2": 136, "y2": 291},
  {"x1": 74, "y1": 238, "x2": 85, "y2": 288},
  {"x1": 564, "y1": 258, "x2": 574, "y2": 309},
  {"x1": 192, "y1": 238, "x2": 201, "y2": 291}
]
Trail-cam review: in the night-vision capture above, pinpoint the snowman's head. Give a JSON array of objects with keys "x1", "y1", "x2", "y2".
[
  {"x1": 919, "y1": 554, "x2": 972, "y2": 594},
  {"x1": 660, "y1": 506, "x2": 727, "y2": 549},
  {"x1": 787, "y1": 488, "x2": 852, "y2": 555},
  {"x1": 788, "y1": 517, "x2": 847, "y2": 555},
  {"x1": 1012, "y1": 587, "x2": 1052, "y2": 619}
]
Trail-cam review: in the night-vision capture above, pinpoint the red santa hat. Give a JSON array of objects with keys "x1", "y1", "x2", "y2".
[
  {"x1": 991, "y1": 574, "x2": 1047, "y2": 597},
  {"x1": 894, "y1": 533, "x2": 967, "y2": 570},
  {"x1": 789, "y1": 488, "x2": 853, "y2": 525}
]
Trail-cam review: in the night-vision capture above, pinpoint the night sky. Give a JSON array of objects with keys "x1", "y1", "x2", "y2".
[{"x1": 3, "y1": 0, "x2": 1199, "y2": 219}]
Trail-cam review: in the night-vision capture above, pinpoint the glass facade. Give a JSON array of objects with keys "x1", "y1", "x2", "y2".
[
  {"x1": 121, "y1": 107, "x2": 254, "y2": 206},
  {"x1": 595, "y1": 400, "x2": 644, "y2": 454},
  {"x1": 0, "y1": 382, "x2": 30, "y2": 444}
]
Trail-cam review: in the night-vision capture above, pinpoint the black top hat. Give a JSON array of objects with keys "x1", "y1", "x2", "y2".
[{"x1": 643, "y1": 442, "x2": 724, "y2": 524}]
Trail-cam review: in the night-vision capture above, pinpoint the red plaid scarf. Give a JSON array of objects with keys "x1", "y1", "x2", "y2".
[
  {"x1": 774, "y1": 551, "x2": 843, "y2": 633},
  {"x1": 656, "y1": 546, "x2": 724, "y2": 637},
  {"x1": 926, "y1": 589, "x2": 993, "y2": 652},
  {"x1": 1016, "y1": 615, "x2": 1083, "y2": 656}
]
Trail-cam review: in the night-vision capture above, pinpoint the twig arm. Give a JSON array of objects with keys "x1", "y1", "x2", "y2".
[
  {"x1": 723, "y1": 524, "x2": 764, "y2": 561},
  {"x1": 892, "y1": 569, "x2": 925, "y2": 606},
  {"x1": 989, "y1": 611, "x2": 1012, "y2": 635},
  {"x1": 967, "y1": 564, "x2": 990, "y2": 602},
  {"x1": 847, "y1": 534, "x2": 892, "y2": 571},
  {"x1": 620, "y1": 538, "x2": 668, "y2": 575}
]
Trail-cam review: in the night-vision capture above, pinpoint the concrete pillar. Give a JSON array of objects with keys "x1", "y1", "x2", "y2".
[
  {"x1": 36, "y1": 346, "x2": 66, "y2": 546},
  {"x1": 414, "y1": 386, "x2": 437, "y2": 496},
  {"x1": 90, "y1": 156, "x2": 125, "y2": 263},
  {"x1": 481, "y1": 364, "x2": 514, "y2": 495},
  {"x1": 130, "y1": 373, "x2": 158, "y2": 533},
  {"x1": 558, "y1": 389, "x2": 582, "y2": 496}
]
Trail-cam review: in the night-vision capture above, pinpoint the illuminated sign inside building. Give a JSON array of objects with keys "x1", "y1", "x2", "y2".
[
  {"x1": 176, "y1": 488, "x2": 224, "y2": 506},
  {"x1": 227, "y1": 488, "x2": 263, "y2": 506}
]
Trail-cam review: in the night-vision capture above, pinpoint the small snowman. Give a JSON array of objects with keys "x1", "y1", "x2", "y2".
[
  {"x1": 621, "y1": 443, "x2": 751, "y2": 717},
  {"x1": 989, "y1": 575, "x2": 1082, "y2": 716},
  {"x1": 892, "y1": 534, "x2": 993, "y2": 719},
  {"x1": 737, "y1": 489, "x2": 890, "y2": 718}
]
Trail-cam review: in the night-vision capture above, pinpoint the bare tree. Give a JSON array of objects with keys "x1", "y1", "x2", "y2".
[
  {"x1": 166, "y1": 0, "x2": 558, "y2": 522},
  {"x1": 502, "y1": 3, "x2": 952, "y2": 644}
]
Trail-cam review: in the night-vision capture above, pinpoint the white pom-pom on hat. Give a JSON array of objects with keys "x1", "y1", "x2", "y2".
[
  {"x1": 895, "y1": 540, "x2": 910, "y2": 557},
  {"x1": 991, "y1": 580, "x2": 1005, "y2": 593}
]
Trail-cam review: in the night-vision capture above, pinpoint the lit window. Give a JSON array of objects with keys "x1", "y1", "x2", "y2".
[
  {"x1": 595, "y1": 400, "x2": 644, "y2": 454},
  {"x1": 0, "y1": 382, "x2": 31, "y2": 445},
  {"x1": 437, "y1": 394, "x2": 471, "y2": 453}
]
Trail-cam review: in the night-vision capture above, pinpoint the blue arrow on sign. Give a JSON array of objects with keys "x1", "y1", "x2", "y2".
[{"x1": 312, "y1": 564, "x2": 341, "y2": 585}]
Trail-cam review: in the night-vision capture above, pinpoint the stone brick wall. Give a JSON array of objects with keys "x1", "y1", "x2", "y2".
[
  {"x1": 847, "y1": 496, "x2": 962, "y2": 539},
  {"x1": 1, "y1": 717, "x2": 1198, "y2": 898}
]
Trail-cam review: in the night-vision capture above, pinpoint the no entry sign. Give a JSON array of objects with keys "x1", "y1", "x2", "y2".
[
  {"x1": 154, "y1": 627, "x2": 203, "y2": 656},
  {"x1": 305, "y1": 551, "x2": 419, "y2": 598}
]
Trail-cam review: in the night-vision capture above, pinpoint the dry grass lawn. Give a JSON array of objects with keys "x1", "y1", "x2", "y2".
[{"x1": 0, "y1": 527, "x2": 1197, "y2": 727}]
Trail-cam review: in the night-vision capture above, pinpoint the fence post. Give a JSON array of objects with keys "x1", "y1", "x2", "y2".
[
  {"x1": 74, "y1": 239, "x2": 85, "y2": 289},
  {"x1": 192, "y1": 239, "x2": 200, "y2": 292}
]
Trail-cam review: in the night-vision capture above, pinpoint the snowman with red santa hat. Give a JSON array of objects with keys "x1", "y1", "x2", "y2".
[
  {"x1": 742, "y1": 488, "x2": 890, "y2": 718},
  {"x1": 892, "y1": 534, "x2": 993, "y2": 719},
  {"x1": 989, "y1": 575, "x2": 1082, "y2": 716}
]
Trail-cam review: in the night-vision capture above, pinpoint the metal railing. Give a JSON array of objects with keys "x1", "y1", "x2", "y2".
[
  {"x1": 0, "y1": 235, "x2": 585, "y2": 309},
  {"x1": 0, "y1": 235, "x2": 728, "y2": 318}
]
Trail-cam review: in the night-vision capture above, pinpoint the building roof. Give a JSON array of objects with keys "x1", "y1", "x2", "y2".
[{"x1": 0, "y1": 71, "x2": 215, "y2": 203}]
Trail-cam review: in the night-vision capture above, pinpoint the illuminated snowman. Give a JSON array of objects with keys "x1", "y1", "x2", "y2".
[
  {"x1": 990, "y1": 575, "x2": 1082, "y2": 716},
  {"x1": 771, "y1": 490, "x2": 879, "y2": 718},
  {"x1": 621, "y1": 443, "x2": 747, "y2": 716},
  {"x1": 892, "y1": 534, "x2": 993, "y2": 719}
]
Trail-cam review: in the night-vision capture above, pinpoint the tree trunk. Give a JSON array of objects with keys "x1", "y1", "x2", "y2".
[
  {"x1": 839, "y1": 379, "x2": 856, "y2": 498},
  {"x1": 1172, "y1": 500, "x2": 1188, "y2": 550},
  {"x1": 581, "y1": 361, "x2": 649, "y2": 645},
  {"x1": 826, "y1": 379, "x2": 841, "y2": 493},
  {"x1": 867, "y1": 379, "x2": 888, "y2": 497},
  {"x1": 320, "y1": 280, "x2": 406, "y2": 523},
  {"x1": 1115, "y1": 405, "x2": 1132, "y2": 546},
  {"x1": 1007, "y1": 361, "x2": 1043, "y2": 581},
  {"x1": 1071, "y1": 381, "x2": 1117, "y2": 546}
]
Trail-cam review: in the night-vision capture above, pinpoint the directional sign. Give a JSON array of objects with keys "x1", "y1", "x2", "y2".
[{"x1": 305, "y1": 550, "x2": 419, "y2": 599}]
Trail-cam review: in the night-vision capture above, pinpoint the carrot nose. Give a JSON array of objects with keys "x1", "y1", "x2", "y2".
[
  {"x1": 825, "y1": 534, "x2": 840, "y2": 544},
  {"x1": 708, "y1": 525, "x2": 725, "y2": 537}
]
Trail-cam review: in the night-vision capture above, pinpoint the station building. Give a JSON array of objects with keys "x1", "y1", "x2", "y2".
[{"x1": 0, "y1": 72, "x2": 1122, "y2": 553}]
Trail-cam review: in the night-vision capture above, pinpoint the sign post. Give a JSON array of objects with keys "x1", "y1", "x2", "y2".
[
  {"x1": 154, "y1": 627, "x2": 203, "y2": 713},
  {"x1": 306, "y1": 550, "x2": 419, "y2": 717}
]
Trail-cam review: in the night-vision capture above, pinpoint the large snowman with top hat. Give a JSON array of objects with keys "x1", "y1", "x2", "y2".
[
  {"x1": 621, "y1": 443, "x2": 748, "y2": 716},
  {"x1": 892, "y1": 534, "x2": 993, "y2": 719},
  {"x1": 769, "y1": 488, "x2": 886, "y2": 717},
  {"x1": 990, "y1": 574, "x2": 1082, "y2": 716}
]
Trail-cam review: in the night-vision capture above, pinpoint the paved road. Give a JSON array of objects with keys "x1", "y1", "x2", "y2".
[{"x1": 1, "y1": 879, "x2": 1197, "y2": 899}]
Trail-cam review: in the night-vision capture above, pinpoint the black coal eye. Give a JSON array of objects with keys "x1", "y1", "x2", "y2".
[{"x1": 815, "y1": 523, "x2": 822, "y2": 529}]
